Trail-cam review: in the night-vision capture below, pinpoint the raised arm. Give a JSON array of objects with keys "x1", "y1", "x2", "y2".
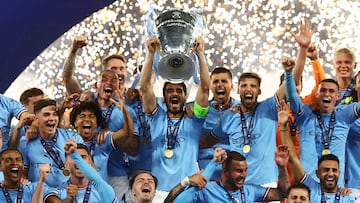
[
  {"x1": 32, "y1": 164, "x2": 51, "y2": 203},
  {"x1": 303, "y1": 44, "x2": 326, "y2": 104},
  {"x1": 193, "y1": 37, "x2": 210, "y2": 109},
  {"x1": 110, "y1": 90, "x2": 138, "y2": 156},
  {"x1": 276, "y1": 19, "x2": 316, "y2": 101},
  {"x1": 284, "y1": 61, "x2": 305, "y2": 115},
  {"x1": 140, "y1": 37, "x2": 160, "y2": 114},
  {"x1": 276, "y1": 57, "x2": 296, "y2": 101},
  {"x1": 290, "y1": 19, "x2": 316, "y2": 87},
  {"x1": 307, "y1": 44, "x2": 325, "y2": 84},
  {"x1": 278, "y1": 99, "x2": 306, "y2": 182},
  {"x1": 62, "y1": 35, "x2": 88, "y2": 95},
  {"x1": 9, "y1": 113, "x2": 34, "y2": 148},
  {"x1": 265, "y1": 145, "x2": 290, "y2": 201},
  {"x1": 170, "y1": 148, "x2": 227, "y2": 203},
  {"x1": 64, "y1": 140, "x2": 117, "y2": 203},
  {"x1": 57, "y1": 93, "x2": 80, "y2": 129}
]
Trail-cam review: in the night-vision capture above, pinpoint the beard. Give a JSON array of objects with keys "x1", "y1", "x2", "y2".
[{"x1": 167, "y1": 106, "x2": 183, "y2": 115}]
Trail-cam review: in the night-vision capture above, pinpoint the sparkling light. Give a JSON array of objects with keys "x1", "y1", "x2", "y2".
[{"x1": 5, "y1": 0, "x2": 360, "y2": 101}]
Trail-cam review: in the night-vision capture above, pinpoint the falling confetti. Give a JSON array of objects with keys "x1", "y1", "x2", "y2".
[{"x1": 5, "y1": 0, "x2": 360, "y2": 101}]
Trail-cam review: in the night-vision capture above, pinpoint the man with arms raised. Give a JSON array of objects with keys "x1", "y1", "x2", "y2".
[
  {"x1": 284, "y1": 52, "x2": 360, "y2": 186},
  {"x1": 140, "y1": 36, "x2": 210, "y2": 202},
  {"x1": 278, "y1": 99, "x2": 355, "y2": 202},
  {"x1": 68, "y1": 98, "x2": 135, "y2": 180},
  {"x1": 62, "y1": 36, "x2": 139, "y2": 201},
  {"x1": 197, "y1": 67, "x2": 240, "y2": 178}
]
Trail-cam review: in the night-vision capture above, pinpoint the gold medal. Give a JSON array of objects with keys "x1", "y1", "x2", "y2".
[
  {"x1": 243, "y1": 145, "x2": 250, "y2": 153},
  {"x1": 322, "y1": 149, "x2": 331, "y2": 155},
  {"x1": 63, "y1": 168, "x2": 70, "y2": 176},
  {"x1": 164, "y1": 149, "x2": 173, "y2": 158}
]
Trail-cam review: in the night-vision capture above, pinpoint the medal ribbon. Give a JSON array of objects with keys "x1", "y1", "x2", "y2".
[
  {"x1": 321, "y1": 188, "x2": 340, "y2": 203},
  {"x1": 40, "y1": 134, "x2": 66, "y2": 171},
  {"x1": 82, "y1": 183, "x2": 92, "y2": 203},
  {"x1": 0, "y1": 184, "x2": 23, "y2": 203},
  {"x1": 166, "y1": 117, "x2": 183, "y2": 150},
  {"x1": 239, "y1": 110, "x2": 255, "y2": 146},
  {"x1": 100, "y1": 104, "x2": 115, "y2": 129},
  {"x1": 342, "y1": 78, "x2": 355, "y2": 99},
  {"x1": 137, "y1": 103, "x2": 149, "y2": 137},
  {"x1": 338, "y1": 78, "x2": 355, "y2": 105},
  {"x1": 87, "y1": 137, "x2": 96, "y2": 159},
  {"x1": 217, "y1": 180, "x2": 244, "y2": 203},
  {"x1": 288, "y1": 117, "x2": 297, "y2": 137},
  {"x1": 316, "y1": 112, "x2": 335, "y2": 151},
  {"x1": 210, "y1": 98, "x2": 233, "y2": 111}
]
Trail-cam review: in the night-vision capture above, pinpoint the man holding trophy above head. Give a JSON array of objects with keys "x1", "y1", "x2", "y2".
[{"x1": 140, "y1": 8, "x2": 210, "y2": 202}]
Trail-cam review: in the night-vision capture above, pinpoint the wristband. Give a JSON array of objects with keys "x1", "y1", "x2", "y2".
[{"x1": 180, "y1": 176, "x2": 190, "y2": 187}]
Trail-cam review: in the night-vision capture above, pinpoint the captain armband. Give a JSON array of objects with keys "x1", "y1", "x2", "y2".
[{"x1": 194, "y1": 102, "x2": 209, "y2": 118}]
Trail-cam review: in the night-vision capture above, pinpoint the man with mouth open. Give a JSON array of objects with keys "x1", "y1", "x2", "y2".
[
  {"x1": 279, "y1": 101, "x2": 355, "y2": 202},
  {"x1": 140, "y1": 36, "x2": 210, "y2": 202},
  {"x1": 19, "y1": 98, "x2": 84, "y2": 188},
  {"x1": 62, "y1": 35, "x2": 128, "y2": 96},
  {"x1": 199, "y1": 69, "x2": 286, "y2": 189},
  {"x1": 61, "y1": 36, "x2": 139, "y2": 201},
  {"x1": 69, "y1": 100, "x2": 136, "y2": 181},
  {"x1": 197, "y1": 67, "x2": 240, "y2": 179},
  {"x1": 0, "y1": 148, "x2": 50, "y2": 203},
  {"x1": 284, "y1": 60, "x2": 360, "y2": 187},
  {"x1": 42, "y1": 140, "x2": 157, "y2": 203},
  {"x1": 43, "y1": 141, "x2": 119, "y2": 203},
  {"x1": 129, "y1": 170, "x2": 158, "y2": 203},
  {"x1": 166, "y1": 146, "x2": 290, "y2": 203}
]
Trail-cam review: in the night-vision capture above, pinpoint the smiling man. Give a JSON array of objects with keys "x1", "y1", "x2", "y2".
[
  {"x1": 279, "y1": 90, "x2": 356, "y2": 202},
  {"x1": 333, "y1": 48, "x2": 357, "y2": 105},
  {"x1": 169, "y1": 146, "x2": 290, "y2": 202},
  {"x1": 69, "y1": 100, "x2": 135, "y2": 180},
  {"x1": 19, "y1": 98, "x2": 83, "y2": 188},
  {"x1": 44, "y1": 143, "x2": 110, "y2": 203},
  {"x1": 199, "y1": 71, "x2": 286, "y2": 187},
  {"x1": 0, "y1": 148, "x2": 50, "y2": 202},
  {"x1": 129, "y1": 171, "x2": 157, "y2": 203},
  {"x1": 284, "y1": 61, "x2": 360, "y2": 187},
  {"x1": 197, "y1": 67, "x2": 240, "y2": 179}
]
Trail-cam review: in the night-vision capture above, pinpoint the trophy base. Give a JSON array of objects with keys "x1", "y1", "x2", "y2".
[{"x1": 158, "y1": 53, "x2": 195, "y2": 82}]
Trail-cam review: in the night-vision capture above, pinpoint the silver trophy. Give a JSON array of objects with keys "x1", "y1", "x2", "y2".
[{"x1": 155, "y1": 9, "x2": 196, "y2": 82}]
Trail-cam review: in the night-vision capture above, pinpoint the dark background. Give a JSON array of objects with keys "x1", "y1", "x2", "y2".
[{"x1": 0, "y1": 0, "x2": 115, "y2": 93}]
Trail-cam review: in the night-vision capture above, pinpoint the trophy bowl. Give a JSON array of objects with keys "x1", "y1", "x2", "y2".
[{"x1": 155, "y1": 9, "x2": 196, "y2": 82}]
